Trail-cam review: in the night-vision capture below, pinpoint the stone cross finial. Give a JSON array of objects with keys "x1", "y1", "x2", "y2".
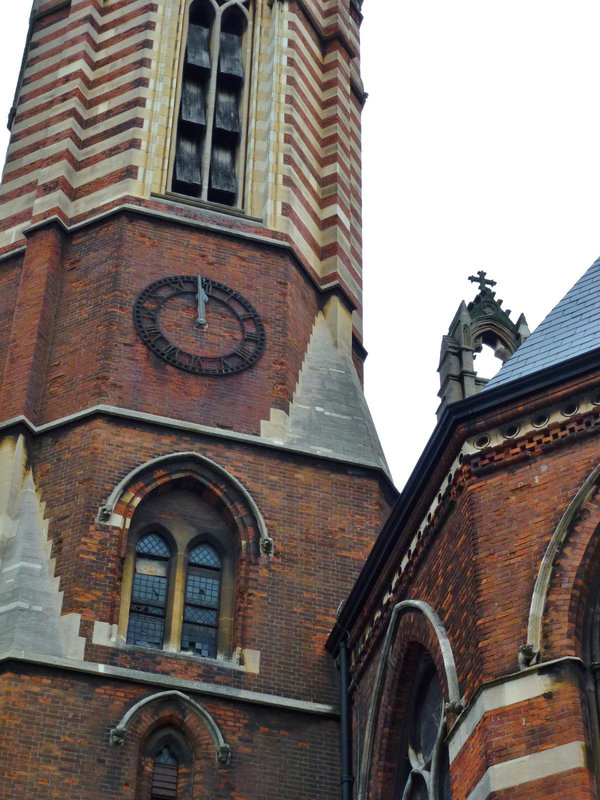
[{"x1": 468, "y1": 270, "x2": 497, "y2": 293}]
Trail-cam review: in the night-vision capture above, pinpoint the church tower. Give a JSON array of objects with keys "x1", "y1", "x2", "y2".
[{"x1": 0, "y1": 0, "x2": 393, "y2": 796}]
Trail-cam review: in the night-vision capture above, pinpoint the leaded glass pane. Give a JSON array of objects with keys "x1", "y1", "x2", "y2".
[
  {"x1": 184, "y1": 606, "x2": 218, "y2": 625},
  {"x1": 186, "y1": 572, "x2": 220, "y2": 606},
  {"x1": 189, "y1": 542, "x2": 221, "y2": 568},
  {"x1": 412, "y1": 671, "x2": 442, "y2": 764},
  {"x1": 127, "y1": 613, "x2": 164, "y2": 648},
  {"x1": 132, "y1": 572, "x2": 167, "y2": 608},
  {"x1": 181, "y1": 622, "x2": 217, "y2": 657},
  {"x1": 137, "y1": 533, "x2": 170, "y2": 558}
]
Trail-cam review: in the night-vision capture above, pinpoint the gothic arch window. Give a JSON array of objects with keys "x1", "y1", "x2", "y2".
[
  {"x1": 137, "y1": 727, "x2": 194, "y2": 800},
  {"x1": 182, "y1": 542, "x2": 222, "y2": 658},
  {"x1": 152, "y1": 745, "x2": 179, "y2": 799},
  {"x1": 172, "y1": 0, "x2": 252, "y2": 207},
  {"x1": 127, "y1": 531, "x2": 173, "y2": 649},
  {"x1": 120, "y1": 480, "x2": 236, "y2": 658},
  {"x1": 395, "y1": 654, "x2": 452, "y2": 800}
]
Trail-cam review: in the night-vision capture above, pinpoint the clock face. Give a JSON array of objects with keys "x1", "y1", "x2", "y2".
[{"x1": 133, "y1": 275, "x2": 265, "y2": 376}]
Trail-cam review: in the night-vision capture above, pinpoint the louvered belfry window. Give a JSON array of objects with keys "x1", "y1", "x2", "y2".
[
  {"x1": 173, "y1": 0, "x2": 250, "y2": 207},
  {"x1": 181, "y1": 543, "x2": 222, "y2": 658},
  {"x1": 151, "y1": 745, "x2": 179, "y2": 800},
  {"x1": 127, "y1": 533, "x2": 171, "y2": 649}
]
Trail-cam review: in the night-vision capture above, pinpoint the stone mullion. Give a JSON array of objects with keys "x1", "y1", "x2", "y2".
[
  {"x1": 165, "y1": 550, "x2": 186, "y2": 651},
  {"x1": 200, "y1": 8, "x2": 222, "y2": 201}
]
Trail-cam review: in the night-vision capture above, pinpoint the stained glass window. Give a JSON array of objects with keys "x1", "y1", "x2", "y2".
[
  {"x1": 189, "y1": 542, "x2": 222, "y2": 568},
  {"x1": 127, "y1": 532, "x2": 170, "y2": 649},
  {"x1": 137, "y1": 534, "x2": 170, "y2": 558},
  {"x1": 181, "y1": 543, "x2": 221, "y2": 658},
  {"x1": 396, "y1": 657, "x2": 452, "y2": 799}
]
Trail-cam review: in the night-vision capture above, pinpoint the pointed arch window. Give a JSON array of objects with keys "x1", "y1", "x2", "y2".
[
  {"x1": 151, "y1": 745, "x2": 179, "y2": 800},
  {"x1": 172, "y1": 0, "x2": 252, "y2": 207},
  {"x1": 395, "y1": 655, "x2": 452, "y2": 800},
  {"x1": 182, "y1": 543, "x2": 222, "y2": 658},
  {"x1": 120, "y1": 485, "x2": 238, "y2": 660},
  {"x1": 127, "y1": 532, "x2": 171, "y2": 649},
  {"x1": 137, "y1": 727, "x2": 195, "y2": 800}
]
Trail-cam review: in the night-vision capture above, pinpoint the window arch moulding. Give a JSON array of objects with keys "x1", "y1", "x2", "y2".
[
  {"x1": 96, "y1": 451, "x2": 273, "y2": 557},
  {"x1": 110, "y1": 689, "x2": 232, "y2": 766},
  {"x1": 520, "y1": 460, "x2": 600, "y2": 670},
  {"x1": 93, "y1": 452, "x2": 269, "y2": 670},
  {"x1": 358, "y1": 600, "x2": 462, "y2": 800}
]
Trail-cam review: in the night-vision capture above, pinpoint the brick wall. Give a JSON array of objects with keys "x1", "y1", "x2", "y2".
[
  {"x1": 0, "y1": 663, "x2": 342, "y2": 799},
  {"x1": 345, "y1": 382, "x2": 600, "y2": 799}
]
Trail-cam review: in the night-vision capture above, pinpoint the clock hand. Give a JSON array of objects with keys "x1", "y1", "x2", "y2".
[{"x1": 196, "y1": 275, "x2": 209, "y2": 329}]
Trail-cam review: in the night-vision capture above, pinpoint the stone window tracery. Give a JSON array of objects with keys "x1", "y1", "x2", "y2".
[
  {"x1": 120, "y1": 484, "x2": 236, "y2": 659},
  {"x1": 181, "y1": 543, "x2": 222, "y2": 658},
  {"x1": 127, "y1": 532, "x2": 172, "y2": 649},
  {"x1": 172, "y1": 0, "x2": 252, "y2": 207},
  {"x1": 395, "y1": 655, "x2": 452, "y2": 800}
]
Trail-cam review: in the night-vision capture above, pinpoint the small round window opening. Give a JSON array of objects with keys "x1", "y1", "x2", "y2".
[
  {"x1": 396, "y1": 656, "x2": 452, "y2": 800},
  {"x1": 561, "y1": 401, "x2": 579, "y2": 417}
]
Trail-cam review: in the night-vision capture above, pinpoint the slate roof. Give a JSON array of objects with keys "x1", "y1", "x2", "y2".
[{"x1": 483, "y1": 256, "x2": 600, "y2": 391}]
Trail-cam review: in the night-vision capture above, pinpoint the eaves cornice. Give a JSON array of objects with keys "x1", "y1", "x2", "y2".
[{"x1": 327, "y1": 345, "x2": 600, "y2": 654}]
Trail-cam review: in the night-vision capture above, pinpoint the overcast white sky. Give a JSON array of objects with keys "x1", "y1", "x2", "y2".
[{"x1": 1, "y1": 3, "x2": 599, "y2": 488}]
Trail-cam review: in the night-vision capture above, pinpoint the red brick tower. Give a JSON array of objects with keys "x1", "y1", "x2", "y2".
[{"x1": 0, "y1": 0, "x2": 394, "y2": 797}]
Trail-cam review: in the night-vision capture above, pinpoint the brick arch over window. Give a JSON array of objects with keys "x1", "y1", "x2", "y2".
[
  {"x1": 98, "y1": 452, "x2": 272, "y2": 658},
  {"x1": 520, "y1": 461, "x2": 600, "y2": 669},
  {"x1": 97, "y1": 451, "x2": 273, "y2": 558},
  {"x1": 110, "y1": 690, "x2": 231, "y2": 800},
  {"x1": 359, "y1": 600, "x2": 461, "y2": 800}
]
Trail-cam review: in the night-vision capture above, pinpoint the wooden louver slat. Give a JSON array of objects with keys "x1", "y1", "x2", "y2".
[
  {"x1": 214, "y1": 89, "x2": 240, "y2": 134},
  {"x1": 151, "y1": 762, "x2": 178, "y2": 799},
  {"x1": 187, "y1": 24, "x2": 211, "y2": 70},
  {"x1": 175, "y1": 136, "x2": 202, "y2": 190},
  {"x1": 210, "y1": 146, "x2": 237, "y2": 195},
  {"x1": 219, "y1": 31, "x2": 244, "y2": 78},
  {"x1": 181, "y1": 78, "x2": 207, "y2": 127}
]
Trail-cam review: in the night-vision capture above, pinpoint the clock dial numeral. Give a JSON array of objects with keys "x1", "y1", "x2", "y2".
[
  {"x1": 160, "y1": 343, "x2": 178, "y2": 359},
  {"x1": 134, "y1": 275, "x2": 265, "y2": 376},
  {"x1": 189, "y1": 354, "x2": 203, "y2": 372},
  {"x1": 168, "y1": 276, "x2": 191, "y2": 292},
  {"x1": 236, "y1": 345, "x2": 253, "y2": 361}
]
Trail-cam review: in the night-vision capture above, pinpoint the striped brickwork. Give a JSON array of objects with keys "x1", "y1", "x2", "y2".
[
  {"x1": 1, "y1": 0, "x2": 366, "y2": 332},
  {"x1": 1, "y1": 0, "x2": 157, "y2": 246},
  {"x1": 276, "y1": 0, "x2": 365, "y2": 326}
]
